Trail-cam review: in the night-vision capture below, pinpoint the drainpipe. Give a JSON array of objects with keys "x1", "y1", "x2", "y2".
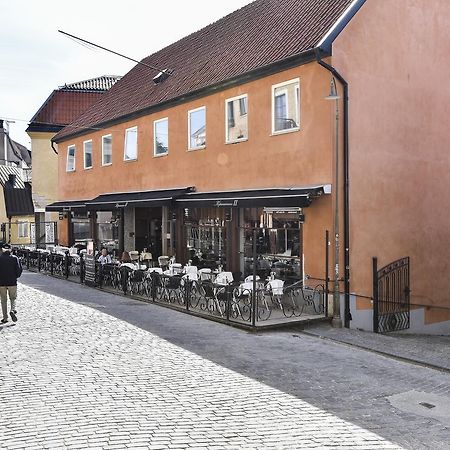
[
  {"x1": 316, "y1": 49, "x2": 351, "y2": 328},
  {"x1": 51, "y1": 141, "x2": 58, "y2": 155}
]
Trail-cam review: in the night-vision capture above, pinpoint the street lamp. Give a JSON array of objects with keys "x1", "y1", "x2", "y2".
[{"x1": 325, "y1": 78, "x2": 343, "y2": 328}]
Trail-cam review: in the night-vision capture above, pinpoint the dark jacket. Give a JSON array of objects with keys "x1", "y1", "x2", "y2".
[{"x1": 0, "y1": 252, "x2": 23, "y2": 286}]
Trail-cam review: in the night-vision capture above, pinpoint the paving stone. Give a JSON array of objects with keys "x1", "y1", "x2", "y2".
[{"x1": 0, "y1": 274, "x2": 448, "y2": 449}]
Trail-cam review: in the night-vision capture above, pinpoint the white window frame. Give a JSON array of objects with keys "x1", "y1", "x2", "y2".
[
  {"x1": 188, "y1": 106, "x2": 206, "y2": 151},
  {"x1": 66, "y1": 145, "x2": 76, "y2": 172},
  {"x1": 225, "y1": 94, "x2": 248, "y2": 144},
  {"x1": 102, "y1": 134, "x2": 112, "y2": 166},
  {"x1": 271, "y1": 78, "x2": 300, "y2": 135},
  {"x1": 18, "y1": 222, "x2": 28, "y2": 238},
  {"x1": 154, "y1": 118, "x2": 169, "y2": 157},
  {"x1": 83, "y1": 139, "x2": 93, "y2": 169},
  {"x1": 124, "y1": 126, "x2": 138, "y2": 161}
]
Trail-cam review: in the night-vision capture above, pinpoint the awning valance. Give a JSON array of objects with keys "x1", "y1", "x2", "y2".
[
  {"x1": 46, "y1": 199, "x2": 89, "y2": 212},
  {"x1": 175, "y1": 185, "x2": 330, "y2": 208},
  {"x1": 86, "y1": 187, "x2": 195, "y2": 211},
  {"x1": 4, "y1": 187, "x2": 34, "y2": 217}
]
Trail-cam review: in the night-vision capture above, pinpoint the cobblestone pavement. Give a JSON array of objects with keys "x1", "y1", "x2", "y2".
[
  {"x1": 301, "y1": 323, "x2": 450, "y2": 372},
  {"x1": 0, "y1": 273, "x2": 448, "y2": 449}
]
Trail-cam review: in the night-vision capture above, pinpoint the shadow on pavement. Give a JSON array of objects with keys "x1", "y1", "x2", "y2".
[{"x1": 20, "y1": 271, "x2": 450, "y2": 450}]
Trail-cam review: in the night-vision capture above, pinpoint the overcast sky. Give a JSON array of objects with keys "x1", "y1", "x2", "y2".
[{"x1": 0, "y1": 0, "x2": 253, "y2": 147}]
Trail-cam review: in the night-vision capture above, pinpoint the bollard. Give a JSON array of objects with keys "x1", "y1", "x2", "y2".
[{"x1": 65, "y1": 251, "x2": 70, "y2": 279}]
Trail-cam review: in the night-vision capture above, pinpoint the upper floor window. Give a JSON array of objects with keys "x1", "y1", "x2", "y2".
[
  {"x1": 154, "y1": 118, "x2": 169, "y2": 156},
  {"x1": 83, "y1": 140, "x2": 93, "y2": 169},
  {"x1": 102, "y1": 134, "x2": 112, "y2": 166},
  {"x1": 66, "y1": 145, "x2": 75, "y2": 172},
  {"x1": 124, "y1": 126, "x2": 138, "y2": 161},
  {"x1": 225, "y1": 95, "x2": 248, "y2": 143},
  {"x1": 272, "y1": 78, "x2": 300, "y2": 134},
  {"x1": 188, "y1": 107, "x2": 206, "y2": 150}
]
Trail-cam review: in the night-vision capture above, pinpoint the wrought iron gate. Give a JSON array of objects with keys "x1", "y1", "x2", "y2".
[{"x1": 373, "y1": 257, "x2": 410, "y2": 333}]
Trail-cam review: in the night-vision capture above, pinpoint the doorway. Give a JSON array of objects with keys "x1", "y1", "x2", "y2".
[{"x1": 135, "y1": 207, "x2": 163, "y2": 258}]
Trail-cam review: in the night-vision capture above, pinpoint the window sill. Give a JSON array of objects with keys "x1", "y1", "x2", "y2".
[
  {"x1": 225, "y1": 138, "x2": 248, "y2": 145},
  {"x1": 66, "y1": 169, "x2": 76, "y2": 173},
  {"x1": 84, "y1": 166, "x2": 93, "y2": 170},
  {"x1": 123, "y1": 158, "x2": 138, "y2": 162},
  {"x1": 102, "y1": 162, "x2": 112, "y2": 167},
  {"x1": 271, "y1": 127, "x2": 300, "y2": 136},
  {"x1": 188, "y1": 146, "x2": 206, "y2": 152}
]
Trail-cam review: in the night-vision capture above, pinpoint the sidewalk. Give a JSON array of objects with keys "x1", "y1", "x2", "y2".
[{"x1": 299, "y1": 322, "x2": 450, "y2": 373}]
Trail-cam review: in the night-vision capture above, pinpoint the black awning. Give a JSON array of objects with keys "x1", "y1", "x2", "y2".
[
  {"x1": 86, "y1": 187, "x2": 195, "y2": 211},
  {"x1": 46, "y1": 199, "x2": 89, "y2": 212},
  {"x1": 4, "y1": 187, "x2": 34, "y2": 217},
  {"x1": 175, "y1": 185, "x2": 330, "y2": 208}
]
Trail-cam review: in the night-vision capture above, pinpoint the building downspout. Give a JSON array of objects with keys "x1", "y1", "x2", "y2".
[
  {"x1": 316, "y1": 50, "x2": 351, "y2": 328},
  {"x1": 51, "y1": 141, "x2": 58, "y2": 155}
]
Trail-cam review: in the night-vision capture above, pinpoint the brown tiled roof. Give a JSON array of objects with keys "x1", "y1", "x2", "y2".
[
  {"x1": 54, "y1": 0, "x2": 357, "y2": 142},
  {"x1": 27, "y1": 76, "x2": 121, "y2": 132}
]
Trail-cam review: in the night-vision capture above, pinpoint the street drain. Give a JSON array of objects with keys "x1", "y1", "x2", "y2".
[{"x1": 419, "y1": 402, "x2": 436, "y2": 409}]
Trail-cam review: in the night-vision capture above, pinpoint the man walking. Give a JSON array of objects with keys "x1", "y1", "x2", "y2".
[{"x1": 0, "y1": 244, "x2": 22, "y2": 324}]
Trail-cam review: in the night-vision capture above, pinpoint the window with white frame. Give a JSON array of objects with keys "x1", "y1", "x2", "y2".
[
  {"x1": 225, "y1": 94, "x2": 248, "y2": 143},
  {"x1": 154, "y1": 118, "x2": 169, "y2": 156},
  {"x1": 102, "y1": 134, "x2": 112, "y2": 165},
  {"x1": 18, "y1": 222, "x2": 29, "y2": 238},
  {"x1": 66, "y1": 145, "x2": 75, "y2": 172},
  {"x1": 83, "y1": 140, "x2": 93, "y2": 169},
  {"x1": 188, "y1": 107, "x2": 206, "y2": 150},
  {"x1": 124, "y1": 126, "x2": 138, "y2": 161},
  {"x1": 272, "y1": 78, "x2": 300, "y2": 134}
]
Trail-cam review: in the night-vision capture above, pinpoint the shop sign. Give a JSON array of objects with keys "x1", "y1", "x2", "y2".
[
  {"x1": 215, "y1": 200, "x2": 238, "y2": 207},
  {"x1": 84, "y1": 240, "x2": 97, "y2": 287}
]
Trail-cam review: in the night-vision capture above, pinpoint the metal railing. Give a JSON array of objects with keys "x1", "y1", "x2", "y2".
[{"x1": 15, "y1": 248, "x2": 326, "y2": 329}]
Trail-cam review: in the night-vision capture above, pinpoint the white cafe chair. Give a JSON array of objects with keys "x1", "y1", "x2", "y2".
[
  {"x1": 199, "y1": 268, "x2": 212, "y2": 282},
  {"x1": 215, "y1": 271, "x2": 233, "y2": 286},
  {"x1": 183, "y1": 265, "x2": 198, "y2": 281}
]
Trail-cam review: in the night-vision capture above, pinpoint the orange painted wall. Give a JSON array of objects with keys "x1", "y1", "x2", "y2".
[
  {"x1": 333, "y1": 0, "x2": 450, "y2": 321},
  {"x1": 56, "y1": 64, "x2": 336, "y2": 280}
]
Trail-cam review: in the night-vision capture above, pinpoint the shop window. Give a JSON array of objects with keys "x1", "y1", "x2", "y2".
[
  {"x1": 72, "y1": 213, "x2": 90, "y2": 243},
  {"x1": 66, "y1": 145, "x2": 75, "y2": 172},
  {"x1": 272, "y1": 78, "x2": 300, "y2": 134},
  {"x1": 96, "y1": 211, "x2": 119, "y2": 255},
  {"x1": 241, "y1": 207, "x2": 303, "y2": 282},
  {"x1": 154, "y1": 118, "x2": 169, "y2": 156},
  {"x1": 188, "y1": 107, "x2": 206, "y2": 150},
  {"x1": 225, "y1": 94, "x2": 248, "y2": 143},
  {"x1": 184, "y1": 208, "x2": 228, "y2": 270},
  {"x1": 124, "y1": 126, "x2": 138, "y2": 161}
]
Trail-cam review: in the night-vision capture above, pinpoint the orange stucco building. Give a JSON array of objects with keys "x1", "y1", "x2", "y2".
[{"x1": 50, "y1": 0, "x2": 450, "y2": 334}]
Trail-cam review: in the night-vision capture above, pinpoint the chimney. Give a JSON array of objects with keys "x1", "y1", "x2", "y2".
[{"x1": 8, "y1": 174, "x2": 16, "y2": 187}]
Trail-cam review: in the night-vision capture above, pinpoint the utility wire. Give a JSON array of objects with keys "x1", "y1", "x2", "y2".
[{"x1": 58, "y1": 30, "x2": 171, "y2": 75}]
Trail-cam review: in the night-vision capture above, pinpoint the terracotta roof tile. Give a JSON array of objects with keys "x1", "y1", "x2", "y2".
[
  {"x1": 55, "y1": 0, "x2": 354, "y2": 141},
  {"x1": 28, "y1": 76, "x2": 121, "y2": 132}
]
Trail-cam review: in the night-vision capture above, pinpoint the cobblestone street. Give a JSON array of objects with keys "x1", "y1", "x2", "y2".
[{"x1": 0, "y1": 273, "x2": 449, "y2": 449}]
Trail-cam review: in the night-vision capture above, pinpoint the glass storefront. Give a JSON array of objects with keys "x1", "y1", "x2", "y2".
[
  {"x1": 184, "y1": 208, "x2": 228, "y2": 270},
  {"x1": 240, "y1": 207, "x2": 303, "y2": 283},
  {"x1": 96, "y1": 211, "x2": 119, "y2": 255},
  {"x1": 72, "y1": 213, "x2": 90, "y2": 246}
]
